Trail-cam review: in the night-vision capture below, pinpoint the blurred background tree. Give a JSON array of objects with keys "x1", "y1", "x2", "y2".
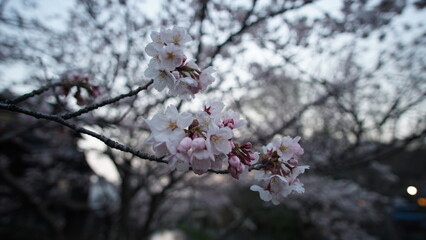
[{"x1": 0, "y1": 0, "x2": 425, "y2": 239}]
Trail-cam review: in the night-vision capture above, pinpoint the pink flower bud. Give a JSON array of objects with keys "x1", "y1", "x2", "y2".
[
  {"x1": 228, "y1": 155, "x2": 241, "y2": 168},
  {"x1": 172, "y1": 71, "x2": 180, "y2": 79},
  {"x1": 229, "y1": 140, "x2": 235, "y2": 149},
  {"x1": 180, "y1": 55, "x2": 187, "y2": 67},
  {"x1": 223, "y1": 119, "x2": 234, "y2": 129},
  {"x1": 192, "y1": 137, "x2": 206, "y2": 151},
  {"x1": 89, "y1": 86, "x2": 101, "y2": 97},
  {"x1": 288, "y1": 157, "x2": 298, "y2": 166},
  {"x1": 228, "y1": 155, "x2": 245, "y2": 179},
  {"x1": 248, "y1": 152, "x2": 256, "y2": 161},
  {"x1": 242, "y1": 142, "x2": 252, "y2": 149},
  {"x1": 178, "y1": 137, "x2": 192, "y2": 152}
]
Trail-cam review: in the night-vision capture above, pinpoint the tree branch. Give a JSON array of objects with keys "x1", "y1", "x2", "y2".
[
  {"x1": 61, "y1": 80, "x2": 153, "y2": 119},
  {"x1": 4, "y1": 82, "x2": 62, "y2": 104},
  {"x1": 0, "y1": 102, "x2": 166, "y2": 164},
  {"x1": 208, "y1": 0, "x2": 314, "y2": 66}
]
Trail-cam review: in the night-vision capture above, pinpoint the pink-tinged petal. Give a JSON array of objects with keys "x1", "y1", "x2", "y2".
[
  {"x1": 211, "y1": 156, "x2": 224, "y2": 170},
  {"x1": 153, "y1": 77, "x2": 167, "y2": 91},
  {"x1": 191, "y1": 157, "x2": 211, "y2": 175},
  {"x1": 152, "y1": 141, "x2": 169, "y2": 157},
  {"x1": 177, "y1": 112, "x2": 193, "y2": 129},
  {"x1": 250, "y1": 185, "x2": 272, "y2": 202},
  {"x1": 150, "y1": 31, "x2": 163, "y2": 45},
  {"x1": 218, "y1": 127, "x2": 233, "y2": 139},
  {"x1": 166, "y1": 139, "x2": 179, "y2": 155},
  {"x1": 215, "y1": 139, "x2": 232, "y2": 154},
  {"x1": 165, "y1": 105, "x2": 179, "y2": 116},
  {"x1": 177, "y1": 137, "x2": 192, "y2": 153},
  {"x1": 146, "y1": 114, "x2": 168, "y2": 132},
  {"x1": 293, "y1": 136, "x2": 301, "y2": 143},
  {"x1": 160, "y1": 44, "x2": 184, "y2": 71},
  {"x1": 144, "y1": 65, "x2": 159, "y2": 78},
  {"x1": 289, "y1": 165, "x2": 309, "y2": 182},
  {"x1": 192, "y1": 138, "x2": 206, "y2": 151},
  {"x1": 145, "y1": 42, "x2": 161, "y2": 56}
]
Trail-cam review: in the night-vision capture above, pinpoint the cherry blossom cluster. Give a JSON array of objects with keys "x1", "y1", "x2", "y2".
[
  {"x1": 145, "y1": 101, "x2": 257, "y2": 179},
  {"x1": 144, "y1": 26, "x2": 215, "y2": 99},
  {"x1": 60, "y1": 70, "x2": 101, "y2": 105},
  {"x1": 144, "y1": 26, "x2": 308, "y2": 205},
  {"x1": 250, "y1": 137, "x2": 309, "y2": 205}
]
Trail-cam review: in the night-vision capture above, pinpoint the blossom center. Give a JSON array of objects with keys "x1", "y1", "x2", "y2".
[
  {"x1": 166, "y1": 52, "x2": 175, "y2": 60},
  {"x1": 173, "y1": 37, "x2": 180, "y2": 45},
  {"x1": 168, "y1": 121, "x2": 178, "y2": 130},
  {"x1": 279, "y1": 145, "x2": 287, "y2": 152},
  {"x1": 159, "y1": 70, "x2": 168, "y2": 78},
  {"x1": 211, "y1": 135, "x2": 220, "y2": 143}
]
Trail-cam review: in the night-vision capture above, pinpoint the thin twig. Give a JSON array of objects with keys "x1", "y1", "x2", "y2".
[
  {"x1": 61, "y1": 80, "x2": 153, "y2": 119},
  {"x1": 4, "y1": 82, "x2": 63, "y2": 104},
  {"x1": 208, "y1": 1, "x2": 314, "y2": 66}
]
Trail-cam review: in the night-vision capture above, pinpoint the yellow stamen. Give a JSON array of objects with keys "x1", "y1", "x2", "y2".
[
  {"x1": 159, "y1": 70, "x2": 167, "y2": 78},
  {"x1": 168, "y1": 121, "x2": 178, "y2": 130},
  {"x1": 211, "y1": 135, "x2": 220, "y2": 143},
  {"x1": 173, "y1": 37, "x2": 180, "y2": 45},
  {"x1": 166, "y1": 52, "x2": 174, "y2": 59},
  {"x1": 279, "y1": 145, "x2": 287, "y2": 152}
]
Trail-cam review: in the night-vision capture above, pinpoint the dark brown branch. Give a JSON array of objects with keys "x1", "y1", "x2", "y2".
[
  {"x1": 4, "y1": 82, "x2": 62, "y2": 104},
  {"x1": 0, "y1": 102, "x2": 166, "y2": 164},
  {"x1": 195, "y1": 0, "x2": 209, "y2": 64},
  {"x1": 316, "y1": 127, "x2": 426, "y2": 173},
  {"x1": 205, "y1": 162, "x2": 268, "y2": 174},
  {"x1": 61, "y1": 80, "x2": 153, "y2": 119}
]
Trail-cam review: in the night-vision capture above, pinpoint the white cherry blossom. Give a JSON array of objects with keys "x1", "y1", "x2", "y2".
[
  {"x1": 144, "y1": 27, "x2": 215, "y2": 98},
  {"x1": 160, "y1": 26, "x2": 191, "y2": 46},
  {"x1": 144, "y1": 100, "x2": 308, "y2": 205},
  {"x1": 272, "y1": 136, "x2": 304, "y2": 161},
  {"x1": 144, "y1": 63, "x2": 176, "y2": 91},
  {"x1": 207, "y1": 125, "x2": 233, "y2": 155},
  {"x1": 145, "y1": 105, "x2": 192, "y2": 143},
  {"x1": 159, "y1": 44, "x2": 184, "y2": 71}
]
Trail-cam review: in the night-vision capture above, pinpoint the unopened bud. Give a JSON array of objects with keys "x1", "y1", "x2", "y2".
[
  {"x1": 288, "y1": 157, "x2": 298, "y2": 166},
  {"x1": 192, "y1": 137, "x2": 206, "y2": 151},
  {"x1": 178, "y1": 137, "x2": 192, "y2": 152}
]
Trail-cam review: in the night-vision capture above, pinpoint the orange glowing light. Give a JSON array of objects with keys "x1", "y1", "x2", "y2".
[{"x1": 417, "y1": 198, "x2": 426, "y2": 207}]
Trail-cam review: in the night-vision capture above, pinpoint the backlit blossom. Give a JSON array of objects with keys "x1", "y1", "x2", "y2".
[
  {"x1": 250, "y1": 136, "x2": 308, "y2": 205},
  {"x1": 144, "y1": 62, "x2": 176, "y2": 92},
  {"x1": 160, "y1": 44, "x2": 184, "y2": 71},
  {"x1": 144, "y1": 26, "x2": 215, "y2": 98},
  {"x1": 145, "y1": 105, "x2": 192, "y2": 144},
  {"x1": 161, "y1": 26, "x2": 191, "y2": 46},
  {"x1": 272, "y1": 136, "x2": 304, "y2": 161},
  {"x1": 207, "y1": 125, "x2": 233, "y2": 155}
]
